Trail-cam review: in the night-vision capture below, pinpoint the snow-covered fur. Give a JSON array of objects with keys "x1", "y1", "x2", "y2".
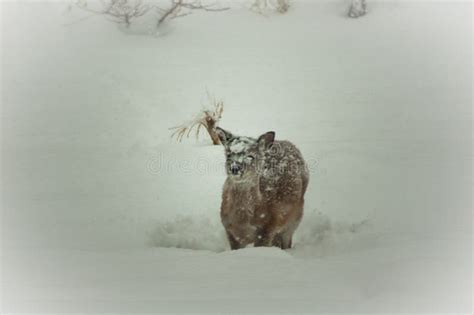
[{"x1": 216, "y1": 127, "x2": 309, "y2": 250}]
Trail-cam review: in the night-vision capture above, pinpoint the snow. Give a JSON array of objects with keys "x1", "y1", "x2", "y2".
[
  {"x1": 229, "y1": 137, "x2": 256, "y2": 153},
  {"x1": 1, "y1": 0, "x2": 472, "y2": 313}
]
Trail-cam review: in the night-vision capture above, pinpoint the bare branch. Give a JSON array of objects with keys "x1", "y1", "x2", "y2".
[
  {"x1": 75, "y1": 0, "x2": 151, "y2": 28},
  {"x1": 156, "y1": 0, "x2": 183, "y2": 26},
  {"x1": 155, "y1": 0, "x2": 229, "y2": 27}
]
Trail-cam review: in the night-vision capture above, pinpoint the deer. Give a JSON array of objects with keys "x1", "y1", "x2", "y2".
[{"x1": 216, "y1": 127, "x2": 309, "y2": 250}]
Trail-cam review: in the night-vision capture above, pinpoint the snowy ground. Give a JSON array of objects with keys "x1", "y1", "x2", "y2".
[{"x1": 1, "y1": 0, "x2": 472, "y2": 313}]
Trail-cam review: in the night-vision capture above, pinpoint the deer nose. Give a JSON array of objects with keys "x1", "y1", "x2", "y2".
[{"x1": 230, "y1": 163, "x2": 240, "y2": 175}]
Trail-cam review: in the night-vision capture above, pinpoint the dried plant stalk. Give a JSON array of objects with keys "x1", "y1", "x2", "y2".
[{"x1": 170, "y1": 94, "x2": 224, "y2": 145}]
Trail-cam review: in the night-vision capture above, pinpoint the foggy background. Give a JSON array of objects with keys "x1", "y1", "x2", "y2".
[{"x1": 1, "y1": 0, "x2": 472, "y2": 313}]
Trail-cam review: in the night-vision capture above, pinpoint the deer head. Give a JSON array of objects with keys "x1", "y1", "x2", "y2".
[{"x1": 216, "y1": 127, "x2": 275, "y2": 181}]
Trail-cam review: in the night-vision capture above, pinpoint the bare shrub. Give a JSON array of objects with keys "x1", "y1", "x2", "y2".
[
  {"x1": 156, "y1": 0, "x2": 229, "y2": 27},
  {"x1": 251, "y1": 0, "x2": 290, "y2": 15},
  {"x1": 170, "y1": 93, "x2": 224, "y2": 145},
  {"x1": 74, "y1": 0, "x2": 229, "y2": 30},
  {"x1": 75, "y1": 0, "x2": 151, "y2": 27},
  {"x1": 348, "y1": 0, "x2": 367, "y2": 18}
]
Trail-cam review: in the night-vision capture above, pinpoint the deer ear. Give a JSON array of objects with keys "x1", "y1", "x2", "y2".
[
  {"x1": 216, "y1": 127, "x2": 233, "y2": 146},
  {"x1": 257, "y1": 131, "x2": 275, "y2": 151}
]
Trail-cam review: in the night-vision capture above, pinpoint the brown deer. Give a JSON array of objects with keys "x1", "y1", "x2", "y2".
[{"x1": 216, "y1": 128, "x2": 309, "y2": 250}]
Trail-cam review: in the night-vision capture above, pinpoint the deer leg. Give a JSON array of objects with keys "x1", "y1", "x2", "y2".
[
  {"x1": 280, "y1": 204, "x2": 303, "y2": 249},
  {"x1": 280, "y1": 231, "x2": 293, "y2": 249},
  {"x1": 272, "y1": 233, "x2": 283, "y2": 248},
  {"x1": 254, "y1": 227, "x2": 277, "y2": 247},
  {"x1": 226, "y1": 231, "x2": 244, "y2": 250}
]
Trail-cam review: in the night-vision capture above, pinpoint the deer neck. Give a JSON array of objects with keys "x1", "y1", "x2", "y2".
[{"x1": 228, "y1": 175, "x2": 261, "y2": 200}]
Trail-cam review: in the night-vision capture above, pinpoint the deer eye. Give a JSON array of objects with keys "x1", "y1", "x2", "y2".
[{"x1": 247, "y1": 155, "x2": 255, "y2": 161}]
